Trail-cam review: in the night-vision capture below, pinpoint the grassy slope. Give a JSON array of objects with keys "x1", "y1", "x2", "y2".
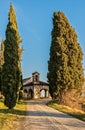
[
  {"x1": 47, "y1": 101, "x2": 85, "y2": 121},
  {"x1": 0, "y1": 100, "x2": 27, "y2": 130}
]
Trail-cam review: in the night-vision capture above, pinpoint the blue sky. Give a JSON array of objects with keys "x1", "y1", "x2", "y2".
[{"x1": 0, "y1": 0, "x2": 85, "y2": 81}]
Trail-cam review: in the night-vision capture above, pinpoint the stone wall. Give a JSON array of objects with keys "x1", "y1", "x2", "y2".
[
  {"x1": 34, "y1": 85, "x2": 49, "y2": 99},
  {"x1": 23, "y1": 84, "x2": 49, "y2": 99}
]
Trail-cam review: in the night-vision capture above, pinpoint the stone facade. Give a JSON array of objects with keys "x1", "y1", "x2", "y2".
[{"x1": 23, "y1": 72, "x2": 50, "y2": 99}]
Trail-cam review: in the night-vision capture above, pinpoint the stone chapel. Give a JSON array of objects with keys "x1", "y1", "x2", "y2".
[{"x1": 23, "y1": 72, "x2": 50, "y2": 99}]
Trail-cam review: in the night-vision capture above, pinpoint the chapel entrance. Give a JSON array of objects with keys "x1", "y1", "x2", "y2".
[
  {"x1": 28, "y1": 89, "x2": 34, "y2": 99},
  {"x1": 40, "y1": 89, "x2": 49, "y2": 98}
]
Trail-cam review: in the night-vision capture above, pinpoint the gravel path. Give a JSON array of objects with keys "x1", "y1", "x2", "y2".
[{"x1": 17, "y1": 99, "x2": 85, "y2": 130}]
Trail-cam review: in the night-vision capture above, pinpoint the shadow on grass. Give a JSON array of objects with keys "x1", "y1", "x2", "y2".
[
  {"x1": 68, "y1": 113, "x2": 85, "y2": 121},
  {"x1": 0, "y1": 99, "x2": 27, "y2": 115},
  {"x1": 0, "y1": 108, "x2": 26, "y2": 116}
]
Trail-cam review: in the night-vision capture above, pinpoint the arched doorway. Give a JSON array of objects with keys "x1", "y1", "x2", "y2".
[
  {"x1": 40, "y1": 89, "x2": 49, "y2": 98},
  {"x1": 23, "y1": 89, "x2": 28, "y2": 99},
  {"x1": 24, "y1": 89, "x2": 28, "y2": 93},
  {"x1": 40, "y1": 89, "x2": 45, "y2": 98},
  {"x1": 28, "y1": 89, "x2": 34, "y2": 99}
]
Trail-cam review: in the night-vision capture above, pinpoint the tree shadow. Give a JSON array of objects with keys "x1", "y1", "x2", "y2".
[
  {"x1": 0, "y1": 108, "x2": 75, "y2": 118},
  {"x1": 27, "y1": 99, "x2": 52, "y2": 105},
  {"x1": 0, "y1": 107, "x2": 85, "y2": 121},
  {"x1": 0, "y1": 108, "x2": 75, "y2": 119},
  {"x1": 0, "y1": 108, "x2": 26, "y2": 116}
]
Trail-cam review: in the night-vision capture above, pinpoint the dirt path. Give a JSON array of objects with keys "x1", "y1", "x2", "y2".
[{"x1": 17, "y1": 99, "x2": 85, "y2": 130}]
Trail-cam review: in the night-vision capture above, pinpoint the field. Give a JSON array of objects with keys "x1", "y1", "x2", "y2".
[{"x1": 0, "y1": 99, "x2": 27, "y2": 130}]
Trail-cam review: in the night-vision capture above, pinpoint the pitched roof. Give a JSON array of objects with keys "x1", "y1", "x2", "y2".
[
  {"x1": 23, "y1": 72, "x2": 49, "y2": 87},
  {"x1": 23, "y1": 80, "x2": 49, "y2": 87},
  {"x1": 23, "y1": 77, "x2": 31, "y2": 83},
  {"x1": 32, "y1": 72, "x2": 40, "y2": 75}
]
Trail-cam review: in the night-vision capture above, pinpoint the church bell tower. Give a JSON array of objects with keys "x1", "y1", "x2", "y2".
[{"x1": 32, "y1": 72, "x2": 40, "y2": 83}]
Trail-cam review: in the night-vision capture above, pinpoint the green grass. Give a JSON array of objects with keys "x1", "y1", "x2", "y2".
[
  {"x1": 0, "y1": 99, "x2": 27, "y2": 130},
  {"x1": 47, "y1": 101, "x2": 85, "y2": 121}
]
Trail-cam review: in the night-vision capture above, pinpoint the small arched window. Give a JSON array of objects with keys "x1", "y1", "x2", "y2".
[{"x1": 35, "y1": 75, "x2": 38, "y2": 82}]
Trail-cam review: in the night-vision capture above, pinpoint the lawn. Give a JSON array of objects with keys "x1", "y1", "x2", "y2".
[
  {"x1": 0, "y1": 99, "x2": 27, "y2": 130},
  {"x1": 47, "y1": 101, "x2": 85, "y2": 121}
]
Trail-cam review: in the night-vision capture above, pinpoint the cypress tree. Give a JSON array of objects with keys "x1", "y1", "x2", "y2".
[
  {"x1": 2, "y1": 3, "x2": 22, "y2": 109},
  {"x1": 47, "y1": 12, "x2": 84, "y2": 101}
]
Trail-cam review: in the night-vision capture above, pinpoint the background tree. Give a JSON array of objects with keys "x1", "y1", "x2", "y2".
[
  {"x1": 0, "y1": 40, "x2": 4, "y2": 91},
  {"x1": 47, "y1": 12, "x2": 84, "y2": 102},
  {"x1": 2, "y1": 3, "x2": 22, "y2": 109}
]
